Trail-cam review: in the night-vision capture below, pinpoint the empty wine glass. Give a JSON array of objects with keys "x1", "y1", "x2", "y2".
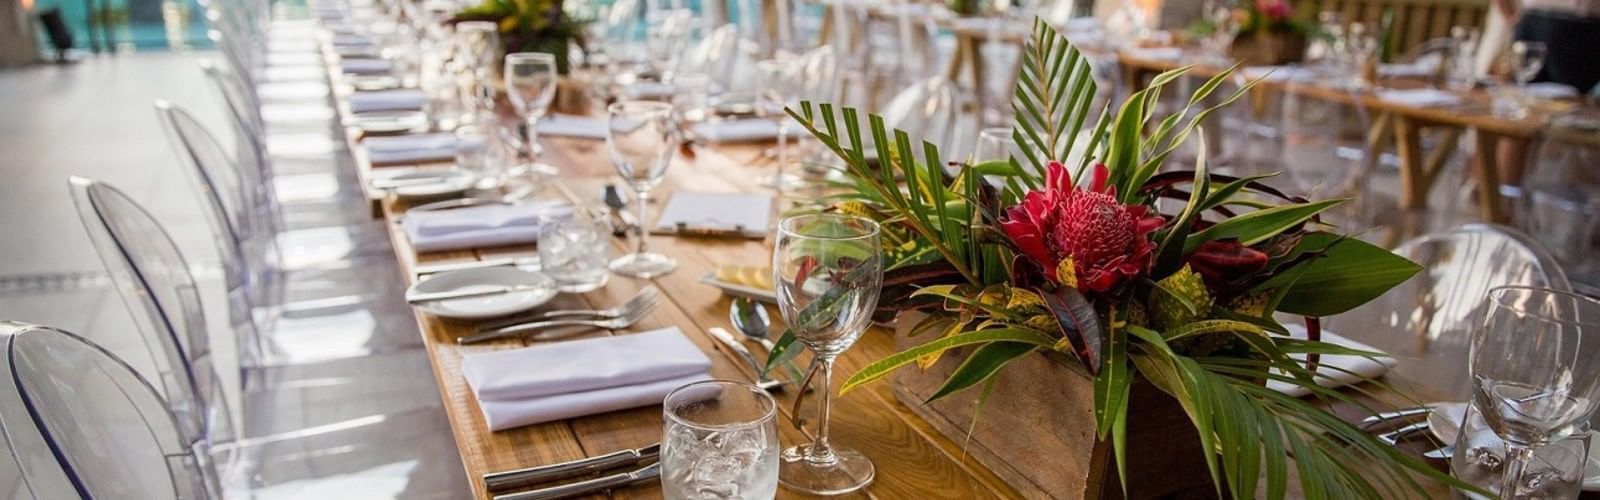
[
  {"x1": 1512, "y1": 41, "x2": 1548, "y2": 112},
  {"x1": 756, "y1": 58, "x2": 804, "y2": 192},
  {"x1": 1469, "y1": 286, "x2": 1600, "y2": 498},
  {"x1": 606, "y1": 100, "x2": 679, "y2": 278},
  {"x1": 772, "y1": 214, "x2": 883, "y2": 495},
  {"x1": 504, "y1": 52, "x2": 561, "y2": 178}
]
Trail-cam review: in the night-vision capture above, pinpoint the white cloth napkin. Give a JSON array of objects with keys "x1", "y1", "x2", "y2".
[
  {"x1": 1267, "y1": 324, "x2": 1397, "y2": 397},
  {"x1": 1526, "y1": 82, "x2": 1580, "y2": 99},
  {"x1": 365, "y1": 132, "x2": 455, "y2": 166},
  {"x1": 653, "y1": 192, "x2": 772, "y2": 237},
  {"x1": 349, "y1": 89, "x2": 425, "y2": 113},
  {"x1": 342, "y1": 58, "x2": 391, "y2": 75},
  {"x1": 402, "y1": 200, "x2": 571, "y2": 252},
  {"x1": 537, "y1": 115, "x2": 608, "y2": 139},
  {"x1": 1376, "y1": 88, "x2": 1463, "y2": 108},
  {"x1": 1378, "y1": 62, "x2": 1436, "y2": 79},
  {"x1": 1237, "y1": 66, "x2": 1319, "y2": 83},
  {"x1": 462, "y1": 327, "x2": 714, "y2": 430},
  {"x1": 691, "y1": 119, "x2": 799, "y2": 143}
]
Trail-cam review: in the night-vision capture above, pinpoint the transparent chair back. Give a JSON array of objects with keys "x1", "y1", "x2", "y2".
[
  {"x1": 1517, "y1": 120, "x2": 1600, "y2": 291},
  {"x1": 0, "y1": 322, "x2": 216, "y2": 499},
  {"x1": 67, "y1": 177, "x2": 234, "y2": 447},
  {"x1": 1326, "y1": 224, "x2": 1571, "y2": 401},
  {"x1": 880, "y1": 77, "x2": 977, "y2": 161},
  {"x1": 680, "y1": 23, "x2": 740, "y2": 87},
  {"x1": 1277, "y1": 83, "x2": 1375, "y2": 199}
]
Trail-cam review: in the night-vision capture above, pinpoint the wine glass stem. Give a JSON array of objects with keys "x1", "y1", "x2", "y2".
[
  {"x1": 1501, "y1": 443, "x2": 1533, "y2": 498},
  {"x1": 525, "y1": 116, "x2": 542, "y2": 162},
  {"x1": 809, "y1": 357, "x2": 837, "y2": 462},
  {"x1": 634, "y1": 190, "x2": 651, "y2": 256}
]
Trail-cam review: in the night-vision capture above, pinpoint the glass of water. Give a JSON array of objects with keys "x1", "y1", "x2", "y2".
[
  {"x1": 1469, "y1": 286, "x2": 1600, "y2": 498},
  {"x1": 661, "y1": 379, "x2": 779, "y2": 500},
  {"x1": 1452, "y1": 400, "x2": 1590, "y2": 499},
  {"x1": 455, "y1": 124, "x2": 504, "y2": 190},
  {"x1": 536, "y1": 205, "x2": 611, "y2": 293}
]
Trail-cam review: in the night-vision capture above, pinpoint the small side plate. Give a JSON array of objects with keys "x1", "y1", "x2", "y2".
[
  {"x1": 699, "y1": 272, "x2": 776, "y2": 304},
  {"x1": 408, "y1": 267, "x2": 556, "y2": 319}
]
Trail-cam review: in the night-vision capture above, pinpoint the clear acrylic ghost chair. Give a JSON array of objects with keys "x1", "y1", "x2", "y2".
[
  {"x1": 0, "y1": 322, "x2": 217, "y2": 500},
  {"x1": 1324, "y1": 224, "x2": 1571, "y2": 401},
  {"x1": 880, "y1": 76, "x2": 978, "y2": 162},
  {"x1": 1516, "y1": 119, "x2": 1600, "y2": 293},
  {"x1": 66, "y1": 180, "x2": 465, "y2": 495},
  {"x1": 1276, "y1": 83, "x2": 1389, "y2": 227},
  {"x1": 156, "y1": 101, "x2": 403, "y2": 305}
]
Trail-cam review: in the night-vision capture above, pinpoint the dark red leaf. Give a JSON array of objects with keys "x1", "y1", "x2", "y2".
[{"x1": 1037, "y1": 285, "x2": 1104, "y2": 374}]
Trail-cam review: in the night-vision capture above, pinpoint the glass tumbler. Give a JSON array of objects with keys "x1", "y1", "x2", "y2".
[
  {"x1": 660, "y1": 380, "x2": 780, "y2": 500},
  {"x1": 536, "y1": 205, "x2": 612, "y2": 293},
  {"x1": 454, "y1": 124, "x2": 504, "y2": 190}
]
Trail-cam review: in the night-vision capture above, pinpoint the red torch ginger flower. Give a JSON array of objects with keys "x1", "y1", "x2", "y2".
[
  {"x1": 1256, "y1": 0, "x2": 1291, "y2": 20},
  {"x1": 1000, "y1": 162, "x2": 1164, "y2": 292}
]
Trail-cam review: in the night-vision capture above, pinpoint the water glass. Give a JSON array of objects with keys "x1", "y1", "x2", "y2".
[
  {"x1": 454, "y1": 125, "x2": 504, "y2": 189},
  {"x1": 537, "y1": 205, "x2": 611, "y2": 293},
  {"x1": 1511, "y1": 41, "x2": 1549, "y2": 115},
  {"x1": 504, "y1": 52, "x2": 560, "y2": 176},
  {"x1": 1452, "y1": 400, "x2": 1591, "y2": 499},
  {"x1": 1469, "y1": 286, "x2": 1600, "y2": 498},
  {"x1": 661, "y1": 380, "x2": 779, "y2": 500},
  {"x1": 606, "y1": 100, "x2": 678, "y2": 278},
  {"x1": 671, "y1": 73, "x2": 711, "y2": 124}
]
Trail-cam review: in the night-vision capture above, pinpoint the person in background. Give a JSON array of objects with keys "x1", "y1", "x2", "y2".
[{"x1": 1498, "y1": 0, "x2": 1600, "y2": 94}]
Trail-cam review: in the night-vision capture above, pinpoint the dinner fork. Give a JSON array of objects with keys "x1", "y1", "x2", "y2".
[
  {"x1": 473, "y1": 287, "x2": 659, "y2": 332},
  {"x1": 458, "y1": 300, "x2": 655, "y2": 344}
]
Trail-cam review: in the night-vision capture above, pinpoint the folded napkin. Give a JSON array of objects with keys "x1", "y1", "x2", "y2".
[
  {"x1": 537, "y1": 115, "x2": 608, "y2": 139},
  {"x1": 349, "y1": 89, "x2": 425, "y2": 114},
  {"x1": 654, "y1": 191, "x2": 772, "y2": 237},
  {"x1": 691, "y1": 119, "x2": 800, "y2": 143},
  {"x1": 1378, "y1": 62, "x2": 1436, "y2": 79},
  {"x1": 402, "y1": 200, "x2": 571, "y2": 252},
  {"x1": 1124, "y1": 47, "x2": 1184, "y2": 61},
  {"x1": 1267, "y1": 324, "x2": 1397, "y2": 397},
  {"x1": 1526, "y1": 82, "x2": 1580, "y2": 100},
  {"x1": 621, "y1": 82, "x2": 675, "y2": 100},
  {"x1": 365, "y1": 132, "x2": 455, "y2": 166},
  {"x1": 462, "y1": 327, "x2": 714, "y2": 430},
  {"x1": 1376, "y1": 88, "x2": 1463, "y2": 108},
  {"x1": 342, "y1": 58, "x2": 392, "y2": 75},
  {"x1": 1237, "y1": 66, "x2": 1319, "y2": 83}
]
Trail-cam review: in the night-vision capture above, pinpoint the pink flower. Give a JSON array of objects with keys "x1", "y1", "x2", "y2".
[
  {"x1": 1000, "y1": 162, "x2": 1164, "y2": 292},
  {"x1": 1255, "y1": 0, "x2": 1291, "y2": 20}
]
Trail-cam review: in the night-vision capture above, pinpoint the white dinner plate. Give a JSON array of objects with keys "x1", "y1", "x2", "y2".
[
  {"x1": 407, "y1": 267, "x2": 556, "y2": 319},
  {"x1": 349, "y1": 110, "x2": 428, "y2": 135},
  {"x1": 379, "y1": 170, "x2": 477, "y2": 200},
  {"x1": 1428, "y1": 401, "x2": 1600, "y2": 491}
]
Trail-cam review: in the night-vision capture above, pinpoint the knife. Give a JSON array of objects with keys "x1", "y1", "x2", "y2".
[
  {"x1": 707, "y1": 328, "x2": 785, "y2": 392},
  {"x1": 1422, "y1": 445, "x2": 1454, "y2": 460},
  {"x1": 493, "y1": 462, "x2": 661, "y2": 500},
  {"x1": 485, "y1": 444, "x2": 660, "y2": 492},
  {"x1": 406, "y1": 284, "x2": 548, "y2": 304},
  {"x1": 1359, "y1": 406, "x2": 1433, "y2": 430},
  {"x1": 413, "y1": 257, "x2": 541, "y2": 277},
  {"x1": 1376, "y1": 421, "x2": 1432, "y2": 446}
]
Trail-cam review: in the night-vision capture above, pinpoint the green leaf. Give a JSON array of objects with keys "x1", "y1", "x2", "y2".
[
  {"x1": 1094, "y1": 323, "x2": 1132, "y2": 491},
  {"x1": 1185, "y1": 199, "x2": 1346, "y2": 254},
  {"x1": 1010, "y1": 17, "x2": 1099, "y2": 181},
  {"x1": 840, "y1": 328, "x2": 1056, "y2": 394},
  {"x1": 763, "y1": 329, "x2": 801, "y2": 374},
  {"x1": 1152, "y1": 129, "x2": 1211, "y2": 277},
  {"x1": 1272, "y1": 234, "x2": 1423, "y2": 317},
  {"x1": 924, "y1": 341, "x2": 1036, "y2": 402}
]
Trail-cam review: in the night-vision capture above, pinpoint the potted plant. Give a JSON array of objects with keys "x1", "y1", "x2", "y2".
[
  {"x1": 450, "y1": 0, "x2": 590, "y2": 113},
  {"x1": 765, "y1": 18, "x2": 1484, "y2": 499},
  {"x1": 1229, "y1": 0, "x2": 1314, "y2": 65}
]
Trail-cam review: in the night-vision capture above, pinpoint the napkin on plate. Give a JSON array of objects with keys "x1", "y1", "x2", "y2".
[
  {"x1": 462, "y1": 327, "x2": 714, "y2": 430},
  {"x1": 1267, "y1": 324, "x2": 1397, "y2": 397},
  {"x1": 402, "y1": 200, "x2": 571, "y2": 252},
  {"x1": 342, "y1": 58, "x2": 392, "y2": 75},
  {"x1": 691, "y1": 119, "x2": 800, "y2": 143},
  {"x1": 349, "y1": 89, "x2": 425, "y2": 113},
  {"x1": 652, "y1": 191, "x2": 771, "y2": 237},
  {"x1": 1376, "y1": 88, "x2": 1463, "y2": 108},
  {"x1": 537, "y1": 115, "x2": 608, "y2": 139},
  {"x1": 365, "y1": 132, "x2": 455, "y2": 166}
]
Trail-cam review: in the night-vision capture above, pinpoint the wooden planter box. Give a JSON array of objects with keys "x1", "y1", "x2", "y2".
[
  {"x1": 1230, "y1": 32, "x2": 1308, "y2": 66},
  {"x1": 892, "y1": 316, "x2": 1218, "y2": 499}
]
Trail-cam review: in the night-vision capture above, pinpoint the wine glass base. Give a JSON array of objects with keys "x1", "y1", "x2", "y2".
[
  {"x1": 778, "y1": 444, "x2": 874, "y2": 496},
  {"x1": 762, "y1": 172, "x2": 807, "y2": 192},
  {"x1": 609, "y1": 252, "x2": 677, "y2": 278},
  {"x1": 527, "y1": 161, "x2": 559, "y2": 177}
]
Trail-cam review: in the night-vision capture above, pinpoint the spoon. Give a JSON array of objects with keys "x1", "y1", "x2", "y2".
[{"x1": 729, "y1": 297, "x2": 775, "y2": 351}]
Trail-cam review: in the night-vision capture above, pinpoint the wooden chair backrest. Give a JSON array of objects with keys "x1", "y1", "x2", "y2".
[{"x1": 1296, "y1": 0, "x2": 1489, "y2": 53}]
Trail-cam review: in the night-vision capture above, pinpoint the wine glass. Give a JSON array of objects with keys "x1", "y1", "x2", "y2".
[
  {"x1": 1512, "y1": 41, "x2": 1548, "y2": 111},
  {"x1": 504, "y1": 52, "x2": 561, "y2": 178},
  {"x1": 756, "y1": 58, "x2": 804, "y2": 192},
  {"x1": 1469, "y1": 286, "x2": 1600, "y2": 498},
  {"x1": 772, "y1": 214, "x2": 883, "y2": 495},
  {"x1": 606, "y1": 100, "x2": 679, "y2": 278}
]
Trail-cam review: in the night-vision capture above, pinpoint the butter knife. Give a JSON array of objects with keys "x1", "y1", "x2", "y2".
[
  {"x1": 406, "y1": 284, "x2": 548, "y2": 304},
  {"x1": 1358, "y1": 406, "x2": 1432, "y2": 430},
  {"x1": 485, "y1": 444, "x2": 660, "y2": 492},
  {"x1": 413, "y1": 257, "x2": 541, "y2": 277},
  {"x1": 708, "y1": 327, "x2": 785, "y2": 391},
  {"x1": 493, "y1": 462, "x2": 660, "y2": 500}
]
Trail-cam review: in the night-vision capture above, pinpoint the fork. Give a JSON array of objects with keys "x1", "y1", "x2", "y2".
[
  {"x1": 474, "y1": 287, "x2": 659, "y2": 332},
  {"x1": 458, "y1": 300, "x2": 655, "y2": 344}
]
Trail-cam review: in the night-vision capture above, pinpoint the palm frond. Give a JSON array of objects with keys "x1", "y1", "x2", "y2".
[{"x1": 1010, "y1": 17, "x2": 1099, "y2": 186}]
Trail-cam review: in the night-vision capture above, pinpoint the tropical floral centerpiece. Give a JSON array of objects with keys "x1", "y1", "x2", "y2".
[
  {"x1": 451, "y1": 0, "x2": 585, "y2": 73},
  {"x1": 765, "y1": 18, "x2": 1479, "y2": 498}
]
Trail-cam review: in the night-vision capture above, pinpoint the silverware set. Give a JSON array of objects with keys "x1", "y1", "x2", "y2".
[
  {"x1": 1362, "y1": 405, "x2": 1452, "y2": 458},
  {"x1": 456, "y1": 287, "x2": 660, "y2": 344}
]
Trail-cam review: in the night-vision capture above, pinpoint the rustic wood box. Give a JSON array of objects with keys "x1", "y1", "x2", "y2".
[{"x1": 892, "y1": 319, "x2": 1219, "y2": 499}]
